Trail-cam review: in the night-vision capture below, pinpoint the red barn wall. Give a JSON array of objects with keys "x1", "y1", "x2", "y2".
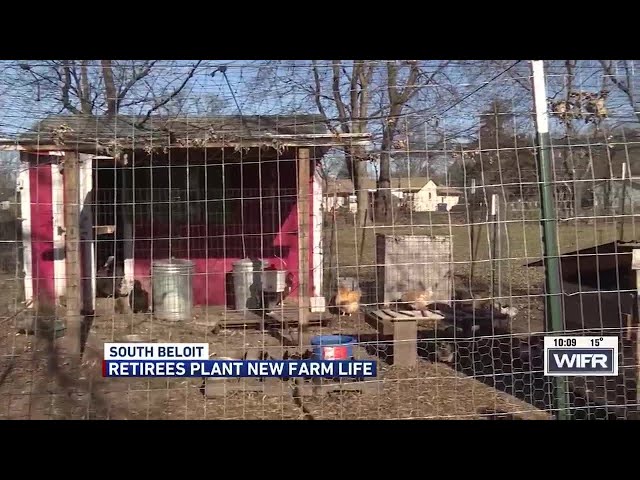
[{"x1": 129, "y1": 150, "x2": 319, "y2": 308}]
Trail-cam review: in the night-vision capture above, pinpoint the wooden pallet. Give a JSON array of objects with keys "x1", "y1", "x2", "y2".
[{"x1": 206, "y1": 309, "x2": 330, "y2": 330}]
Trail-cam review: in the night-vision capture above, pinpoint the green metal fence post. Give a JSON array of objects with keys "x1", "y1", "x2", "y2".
[{"x1": 530, "y1": 60, "x2": 570, "y2": 420}]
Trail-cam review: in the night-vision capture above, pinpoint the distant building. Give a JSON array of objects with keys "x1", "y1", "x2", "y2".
[
  {"x1": 323, "y1": 177, "x2": 462, "y2": 212},
  {"x1": 408, "y1": 179, "x2": 462, "y2": 212}
]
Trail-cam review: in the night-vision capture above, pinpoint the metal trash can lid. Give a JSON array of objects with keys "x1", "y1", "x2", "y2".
[
  {"x1": 233, "y1": 258, "x2": 254, "y2": 268},
  {"x1": 152, "y1": 258, "x2": 195, "y2": 268}
]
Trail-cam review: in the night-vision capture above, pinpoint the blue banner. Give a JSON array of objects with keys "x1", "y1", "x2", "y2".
[{"x1": 103, "y1": 359, "x2": 378, "y2": 378}]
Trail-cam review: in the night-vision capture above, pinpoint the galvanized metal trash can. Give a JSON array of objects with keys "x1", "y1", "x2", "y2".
[
  {"x1": 232, "y1": 258, "x2": 254, "y2": 311},
  {"x1": 152, "y1": 258, "x2": 195, "y2": 322}
]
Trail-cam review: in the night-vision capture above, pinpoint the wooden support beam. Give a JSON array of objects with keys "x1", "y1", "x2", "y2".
[
  {"x1": 391, "y1": 317, "x2": 418, "y2": 367},
  {"x1": 297, "y1": 148, "x2": 311, "y2": 348},
  {"x1": 63, "y1": 151, "x2": 82, "y2": 356}
]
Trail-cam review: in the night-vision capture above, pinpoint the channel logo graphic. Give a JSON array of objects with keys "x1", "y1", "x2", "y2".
[{"x1": 543, "y1": 336, "x2": 619, "y2": 377}]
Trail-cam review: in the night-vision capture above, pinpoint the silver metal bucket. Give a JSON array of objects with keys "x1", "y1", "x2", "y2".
[
  {"x1": 152, "y1": 258, "x2": 195, "y2": 322},
  {"x1": 232, "y1": 258, "x2": 254, "y2": 311}
]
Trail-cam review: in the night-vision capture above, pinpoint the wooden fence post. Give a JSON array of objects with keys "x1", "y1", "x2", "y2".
[
  {"x1": 297, "y1": 148, "x2": 310, "y2": 349},
  {"x1": 63, "y1": 151, "x2": 82, "y2": 356}
]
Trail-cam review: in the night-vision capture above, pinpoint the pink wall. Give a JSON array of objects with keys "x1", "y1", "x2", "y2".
[{"x1": 131, "y1": 159, "x2": 317, "y2": 308}]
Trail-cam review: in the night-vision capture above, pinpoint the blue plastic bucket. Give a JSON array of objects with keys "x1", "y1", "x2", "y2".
[{"x1": 311, "y1": 335, "x2": 355, "y2": 360}]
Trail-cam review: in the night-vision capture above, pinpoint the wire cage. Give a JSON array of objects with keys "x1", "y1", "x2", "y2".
[{"x1": 3, "y1": 60, "x2": 640, "y2": 421}]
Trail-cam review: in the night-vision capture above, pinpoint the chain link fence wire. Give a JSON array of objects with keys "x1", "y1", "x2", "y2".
[{"x1": 0, "y1": 60, "x2": 637, "y2": 419}]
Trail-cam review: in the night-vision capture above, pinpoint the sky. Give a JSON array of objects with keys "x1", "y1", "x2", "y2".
[{"x1": 0, "y1": 60, "x2": 638, "y2": 181}]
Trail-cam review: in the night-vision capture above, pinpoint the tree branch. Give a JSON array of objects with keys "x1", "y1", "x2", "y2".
[
  {"x1": 400, "y1": 61, "x2": 447, "y2": 107},
  {"x1": 599, "y1": 60, "x2": 631, "y2": 97},
  {"x1": 350, "y1": 61, "x2": 363, "y2": 127},
  {"x1": 331, "y1": 60, "x2": 350, "y2": 133},
  {"x1": 398, "y1": 61, "x2": 421, "y2": 104},
  {"x1": 117, "y1": 60, "x2": 157, "y2": 108},
  {"x1": 358, "y1": 62, "x2": 375, "y2": 126},
  {"x1": 135, "y1": 60, "x2": 202, "y2": 128},
  {"x1": 61, "y1": 61, "x2": 81, "y2": 115},
  {"x1": 311, "y1": 61, "x2": 341, "y2": 136}
]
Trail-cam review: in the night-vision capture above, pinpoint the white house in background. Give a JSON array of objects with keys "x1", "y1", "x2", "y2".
[
  {"x1": 323, "y1": 177, "x2": 462, "y2": 213},
  {"x1": 406, "y1": 180, "x2": 462, "y2": 212}
]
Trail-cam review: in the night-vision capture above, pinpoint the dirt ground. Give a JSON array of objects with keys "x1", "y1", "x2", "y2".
[
  {"x1": 0, "y1": 290, "x2": 551, "y2": 420},
  {"x1": 0, "y1": 216, "x2": 634, "y2": 420}
]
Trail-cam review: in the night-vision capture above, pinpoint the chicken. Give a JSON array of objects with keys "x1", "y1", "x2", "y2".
[
  {"x1": 595, "y1": 96, "x2": 608, "y2": 118},
  {"x1": 129, "y1": 280, "x2": 150, "y2": 313},
  {"x1": 498, "y1": 304, "x2": 518, "y2": 318},
  {"x1": 436, "y1": 341, "x2": 455, "y2": 363},
  {"x1": 114, "y1": 296, "x2": 129, "y2": 314},
  {"x1": 263, "y1": 271, "x2": 294, "y2": 314},
  {"x1": 96, "y1": 256, "x2": 124, "y2": 298},
  {"x1": 400, "y1": 288, "x2": 434, "y2": 311},
  {"x1": 335, "y1": 287, "x2": 361, "y2": 316}
]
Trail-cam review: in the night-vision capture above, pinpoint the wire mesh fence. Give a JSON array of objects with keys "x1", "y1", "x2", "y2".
[{"x1": 0, "y1": 59, "x2": 638, "y2": 419}]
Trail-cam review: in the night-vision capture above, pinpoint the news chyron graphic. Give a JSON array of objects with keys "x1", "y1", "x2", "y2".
[
  {"x1": 103, "y1": 342, "x2": 378, "y2": 379},
  {"x1": 543, "y1": 336, "x2": 619, "y2": 377}
]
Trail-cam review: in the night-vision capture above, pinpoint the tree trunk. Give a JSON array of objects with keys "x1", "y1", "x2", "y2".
[
  {"x1": 101, "y1": 60, "x2": 117, "y2": 116},
  {"x1": 79, "y1": 61, "x2": 92, "y2": 115},
  {"x1": 353, "y1": 159, "x2": 369, "y2": 229},
  {"x1": 375, "y1": 179, "x2": 391, "y2": 225},
  {"x1": 375, "y1": 131, "x2": 393, "y2": 225}
]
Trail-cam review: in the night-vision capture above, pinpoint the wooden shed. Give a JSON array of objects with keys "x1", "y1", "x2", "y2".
[{"x1": 3, "y1": 114, "x2": 371, "y2": 313}]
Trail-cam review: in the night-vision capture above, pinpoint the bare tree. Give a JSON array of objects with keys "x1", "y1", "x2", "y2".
[
  {"x1": 243, "y1": 60, "x2": 535, "y2": 227},
  {"x1": 159, "y1": 90, "x2": 228, "y2": 116},
  {"x1": 598, "y1": 60, "x2": 639, "y2": 125},
  {"x1": 307, "y1": 60, "x2": 451, "y2": 227},
  {"x1": 6, "y1": 60, "x2": 207, "y2": 124},
  {"x1": 308, "y1": 60, "x2": 375, "y2": 228},
  {"x1": 318, "y1": 152, "x2": 351, "y2": 184}
]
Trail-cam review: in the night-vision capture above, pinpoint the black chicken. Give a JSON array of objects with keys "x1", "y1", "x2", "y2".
[
  {"x1": 96, "y1": 256, "x2": 124, "y2": 298},
  {"x1": 129, "y1": 280, "x2": 150, "y2": 313}
]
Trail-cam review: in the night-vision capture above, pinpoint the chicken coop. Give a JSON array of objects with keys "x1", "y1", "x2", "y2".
[{"x1": 6, "y1": 115, "x2": 371, "y2": 315}]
